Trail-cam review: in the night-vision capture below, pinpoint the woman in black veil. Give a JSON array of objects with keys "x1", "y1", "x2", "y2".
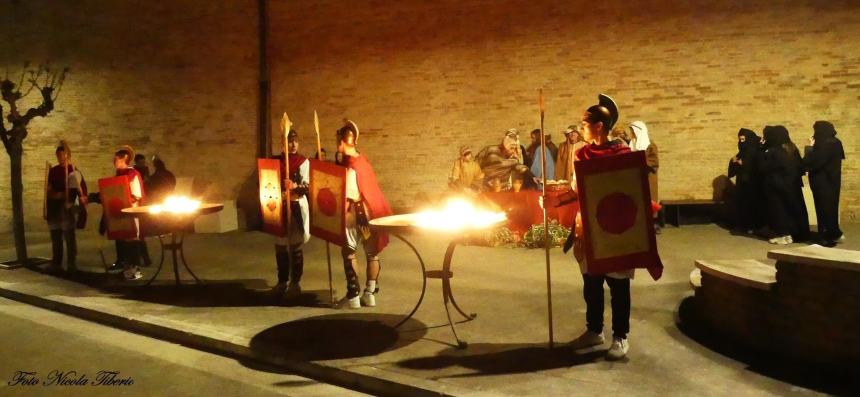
[
  {"x1": 804, "y1": 121, "x2": 845, "y2": 246},
  {"x1": 728, "y1": 128, "x2": 766, "y2": 234},
  {"x1": 760, "y1": 125, "x2": 809, "y2": 244}
]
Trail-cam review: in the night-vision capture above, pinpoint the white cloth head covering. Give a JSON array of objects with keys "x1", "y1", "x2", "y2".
[{"x1": 629, "y1": 121, "x2": 650, "y2": 152}]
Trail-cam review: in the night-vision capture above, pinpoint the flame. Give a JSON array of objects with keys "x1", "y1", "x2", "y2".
[
  {"x1": 149, "y1": 196, "x2": 201, "y2": 215},
  {"x1": 414, "y1": 198, "x2": 506, "y2": 231}
]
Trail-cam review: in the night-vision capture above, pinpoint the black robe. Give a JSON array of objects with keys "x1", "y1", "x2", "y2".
[
  {"x1": 803, "y1": 121, "x2": 845, "y2": 242},
  {"x1": 728, "y1": 129, "x2": 766, "y2": 231},
  {"x1": 760, "y1": 126, "x2": 809, "y2": 240}
]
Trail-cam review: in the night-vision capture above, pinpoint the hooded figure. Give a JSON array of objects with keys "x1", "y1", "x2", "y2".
[
  {"x1": 629, "y1": 121, "x2": 659, "y2": 202},
  {"x1": 728, "y1": 128, "x2": 766, "y2": 232},
  {"x1": 555, "y1": 125, "x2": 587, "y2": 181},
  {"x1": 803, "y1": 121, "x2": 845, "y2": 245},
  {"x1": 760, "y1": 125, "x2": 809, "y2": 243},
  {"x1": 527, "y1": 129, "x2": 555, "y2": 188},
  {"x1": 449, "y1": 145, "x2": 484, "y2": 192}
]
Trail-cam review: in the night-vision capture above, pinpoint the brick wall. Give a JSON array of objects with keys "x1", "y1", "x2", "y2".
[
  {"x1": 1, "y1": 0, "x2": 858, "y2": 233},
  {"x1": 0, "y1": 0, "x2": 259, "y2": 233},
  {"x1": 269, "y1": 0, "x2": 859, "y2": 219}
]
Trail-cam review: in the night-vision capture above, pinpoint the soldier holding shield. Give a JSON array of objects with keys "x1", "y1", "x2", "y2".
[{"x1": 335, "y1": 120, "x2": 392, "y2": 309}]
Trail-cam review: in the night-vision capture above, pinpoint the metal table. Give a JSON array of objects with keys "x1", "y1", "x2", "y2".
[
  {"x1": 122, "y1": 203, "x2": 223, "y2": 286},
  {"x1": 370, "y1": 214, "x2": 505, "y2": 348}
]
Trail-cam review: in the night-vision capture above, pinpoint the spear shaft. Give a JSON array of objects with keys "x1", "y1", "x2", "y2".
[
  {"x1": 539, "y1": 89, "x2": 554, "y2": 349},
  {"x1": 282, "y1": 113, "x2": 293, "y2": 278},
  {"x1": 314, "y1": 110, "x2": 335, "y2": 306}
]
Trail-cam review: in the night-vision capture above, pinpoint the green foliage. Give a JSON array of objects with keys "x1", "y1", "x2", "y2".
[
  {"x1": 464, "y1": 221, "x2": 570, "y2": 249},
  {"x1": 522, "y1": 220, "x2": 570, "y2": 248}
]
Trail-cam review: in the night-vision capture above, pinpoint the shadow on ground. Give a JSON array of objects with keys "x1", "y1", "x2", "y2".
[
  {"x1": 675, "y1": 297, "x2": 858, "y2": 396},
  {"x1": 397, "y1": 343, "x2": 606, "y2": 378},
  {"x1": 247, "y1": 313, "x2": 428, "y2": 362},
  {"x1": 23, "y1": 265, "x2": 329, "y2": 308}
]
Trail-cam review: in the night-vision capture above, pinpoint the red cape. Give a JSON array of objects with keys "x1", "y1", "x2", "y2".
[
  {"x1": 575, "y1": 142, "x2": 663, "y2": 280},
  {"x1": 574, "y1": 141, "x2": 631, "y2": 160},
  {"x1": 272, "y1": 153, "x2": 307, "y2": 178},
  {"x1": 288, "y1": 153, "x2": 306, "y2": 174},
  {"x1": 348, "y1": 153, "x2": 392, "y2": 253}
]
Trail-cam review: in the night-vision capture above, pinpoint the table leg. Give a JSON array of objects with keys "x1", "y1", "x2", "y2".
[
  {"x1": 390, "y1": 233, "x2": 428, "y2": 329},
  {"x1": 176, "y1": 233, "x2": 201, "y2": 283},
  {"x1": 144, "y1": 235, "x2": 168, "y2": 286},
  {"x1": 441, "y1": 240, "x2": 476, "y2": 349},
  {"x1": 442, "y1": 240, "x2": 476, "y2": 321},
  {"x1": 171, "y1": 233, "x2": 180, "y2": 286}
]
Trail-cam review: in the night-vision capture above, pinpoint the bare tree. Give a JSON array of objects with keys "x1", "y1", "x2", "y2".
[{"x1": 1, "y1": 63, "x2": 68, "y2": 267}]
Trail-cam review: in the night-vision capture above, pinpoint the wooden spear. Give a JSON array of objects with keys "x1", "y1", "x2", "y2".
[
  {"x1": 539, "y1": 88, "x2": 554, "y2": 349},
  {"x1": 314, "y1": 110, "x2": 335, "y2": 307},
  {"x1": 282, "y1": 113, "x2": 294, "y2": 277}
]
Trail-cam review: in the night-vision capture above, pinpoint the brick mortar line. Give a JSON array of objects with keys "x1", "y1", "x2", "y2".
[{"x1": 0, "y1": 285, "x2": 452, "y2": 397}]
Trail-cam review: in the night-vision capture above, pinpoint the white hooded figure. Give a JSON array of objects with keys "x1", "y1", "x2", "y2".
[
  {"x1": 629, "y1": 121, "x2": 659, "y2": 202},
  {"x1": 629, "y1": 120, "x2": 651, "y2": 152}
]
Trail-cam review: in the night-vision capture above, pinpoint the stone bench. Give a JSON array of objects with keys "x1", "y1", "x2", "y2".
[
  {"x1": 767, "y1": 244, "x2": 860, "y2": 271},
  {"x1": 688, "y1": 244, "x2": 860, "y2": 365},
  {"x1": 659, "y1": 199, "x2": 722, "y2": 227},
  {"x1": 694, "y1": 259, "x2": 776, "y2": 291}
]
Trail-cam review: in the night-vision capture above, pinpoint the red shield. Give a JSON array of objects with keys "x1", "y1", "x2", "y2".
[
  {"x1": 98, "y1": 176, "x2": 137, "y2": 240},
  {"x1": 574, "y1": 151, "x2": 662, "y2": 276},
  {"x1": 309, "y1": 159, "x2": 347, "y2": 246},
  {"x1": 257, "y1": 158, "x2": 286, "y2": 236}
]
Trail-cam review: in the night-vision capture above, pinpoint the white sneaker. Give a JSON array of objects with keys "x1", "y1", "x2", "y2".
[
  {"x1": 123, "y1": 267, "x2": 142, "y2": 280},
  {"x1": 607, "y1": 337, "x2": 629, "y2": 360},
  {"x1": 769, "y1": 235, "x2": 791, "y2": 245},
  {"x1": 360, "y1": 290, "x2": 376, "y2": 307},
  {"x1": 343, "y1": 295, "x2": 360, "y2": 309},
  {"x1": 775, "y1": 235, "x2": 793, "y2": 245},
  {"x1": 569, "y1": 330, "x2": 605, "y2": 350}
]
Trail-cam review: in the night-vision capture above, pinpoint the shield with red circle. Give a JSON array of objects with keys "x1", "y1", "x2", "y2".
[
  {"x1": 98, "y1": 176, "x2": 137, "y2": 240},
  {"x1": 574, "y1": 150, "x2": 662, "y2": 275},
  {"x1": 309, "y1": 159, "x2": 347, "y2": 246}
]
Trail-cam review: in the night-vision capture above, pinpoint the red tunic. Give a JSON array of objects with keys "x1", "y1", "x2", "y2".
[
  {"x1": 116, "y1": 167, "x2": 145, "y2": 200},
  {"x1": 347, "y1": 154, "x2": 392, "y2": 253},
  {"x1": 47, "y1": 164, "x2": 88, "y2": 225}
]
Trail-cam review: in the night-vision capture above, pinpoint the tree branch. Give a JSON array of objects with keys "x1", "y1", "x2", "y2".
[
  {"x1": 0, "y1": 103, "x2": 9, "y2": 149},
  {"x1": 51, "y1": 68, "x2": 69, "y2": 101},
  {"x1": 16, "y1": 64, "x2": 28, "y2": 93},
  {"x1": 21, "y1": 87, "x2": 54, "y2": 124},
  {"x1": 1, "y1": 81, "x2": 21, "y2": 121},
  {"x1": 0, "y1": 130, "x2": 9, "y2": 150}
]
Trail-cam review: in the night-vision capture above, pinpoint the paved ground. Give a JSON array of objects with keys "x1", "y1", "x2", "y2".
[
  {"x1": 1, "y1": 223, "x2": 857, "y2": 396},
  {"x1": 0, "y1": 298, "x2": 364, "y2": 397}
]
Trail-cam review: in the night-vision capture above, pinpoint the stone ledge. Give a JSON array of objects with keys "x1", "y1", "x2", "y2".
[
  {"x1": 768, "y1": 244, "x2": 860, "y2": 272},
  {"x1": 694, "y1": 259, "x2": 776, "y2": 291}
]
